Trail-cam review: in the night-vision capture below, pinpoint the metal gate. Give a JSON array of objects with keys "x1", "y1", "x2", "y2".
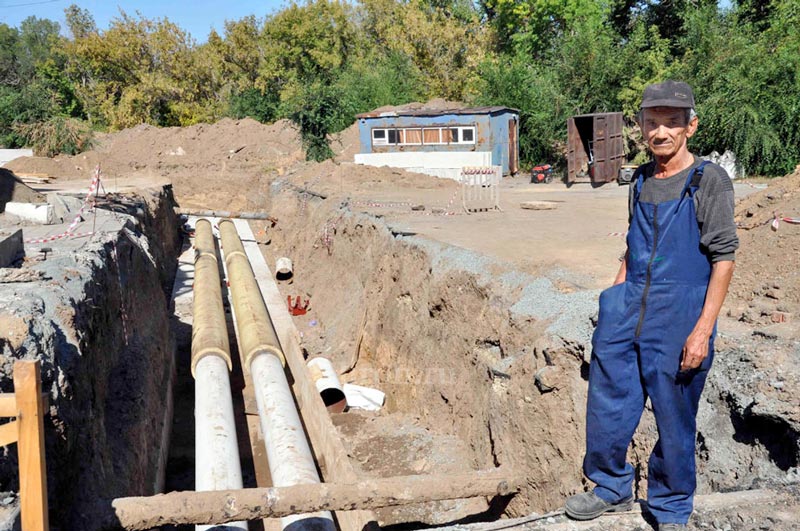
[{"x1": 461, "y1": 166, "x2": 501, "y2": 214}]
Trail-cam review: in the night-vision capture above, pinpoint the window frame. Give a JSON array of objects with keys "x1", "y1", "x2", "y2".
[{"x1": 371, "y1": 125, "x2": 477, "y2": 147}]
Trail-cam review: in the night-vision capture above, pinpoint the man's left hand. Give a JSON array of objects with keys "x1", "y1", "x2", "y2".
[{"x1": 681, "y1": 328, "x2": 711, "y2": 371}]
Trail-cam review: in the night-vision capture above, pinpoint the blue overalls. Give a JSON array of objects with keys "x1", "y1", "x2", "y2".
[{"x1": 584, "y1": 162, "x2": 714, "y2": 524}]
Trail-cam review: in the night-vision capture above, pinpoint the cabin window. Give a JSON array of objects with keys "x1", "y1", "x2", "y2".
[
  {"x1": 402, "y1": 129, "x2": 423, "y2": 145},
  {"x1": 371, "y1": 125, "x2": 477, "y2": 147},
  {"x1": 372, "y1": 129, "x2": 387, "y2": 145},
  {"x1": 423, "y1": 128, "x2": 441, "y2": 144}
]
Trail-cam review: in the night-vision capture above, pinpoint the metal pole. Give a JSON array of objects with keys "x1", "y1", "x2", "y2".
[
  {"x1": 219, "y1": 220, "x2": 335, "y2": 531},
  {"x1": 192, "y1": 218, "x2": 247, "y2": 531}
]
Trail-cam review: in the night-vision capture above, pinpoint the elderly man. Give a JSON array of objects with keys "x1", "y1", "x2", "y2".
[{"x1": 565, "y1": 81, "x2": 738, "y2": 530}]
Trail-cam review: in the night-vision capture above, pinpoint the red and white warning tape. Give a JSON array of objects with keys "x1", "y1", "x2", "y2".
[
  {"x1": 462, "y1": 167, "x2": 498, "y2": 175},
  {"x1": 353, "y1": 200, "x2": 413, "y2": 208},
  {"x1": 607, "y1": 231, "x2": 627, "y2": 238},
  {"x1": 771, "y1": 213, "x2": 800, "y2": 231},
  {"x1": 24, "y1": 166, "x2": 102, "y2": 244}
]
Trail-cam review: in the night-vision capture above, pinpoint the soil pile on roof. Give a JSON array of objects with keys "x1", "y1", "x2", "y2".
[{"x1": 729, "y1": 168, "x2": 800, "y2": 323}]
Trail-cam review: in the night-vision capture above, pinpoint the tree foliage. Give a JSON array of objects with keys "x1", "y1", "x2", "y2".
[{"x1": 0, "y1": 0, "x2": 798, "y2": 174}]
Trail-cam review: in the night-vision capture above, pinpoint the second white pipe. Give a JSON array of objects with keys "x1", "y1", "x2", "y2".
[
  {"x1": 250, "y1": 353, "x2": 336, "y2": 531},
  {"x1": 195, "y1": 355, "x2": 247, "y2": 531}
]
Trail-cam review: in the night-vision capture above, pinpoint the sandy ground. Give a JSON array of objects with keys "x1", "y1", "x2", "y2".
[{"x1": 4, "y1": 115, "x2": 799, "y2": 530}]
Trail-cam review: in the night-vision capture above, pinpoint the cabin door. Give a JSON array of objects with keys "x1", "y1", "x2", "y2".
[{"x1": 508, "y1": 118, "x2": 519, "y2": 174}]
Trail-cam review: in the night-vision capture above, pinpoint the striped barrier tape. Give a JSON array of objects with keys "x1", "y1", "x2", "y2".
[
  {"x1": 352, "y1": 186, "x2": 462, "y2": 217},
  {"x1": 607, "y1": 231, "x2": 627, "y2": 238},
  {"x1": 462, "y1": 167, "x2": 497, "y2": 175},
  {"x1": 353, "y1": 201, "x2": 413, "y2": 208},
  {"x1": 24, "y1": 166, "x2": 102, "y2": 244}
]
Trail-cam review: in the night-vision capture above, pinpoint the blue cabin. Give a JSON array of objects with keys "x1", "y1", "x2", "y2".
[{"x1": 354, "y1": 106, "x2": 520, "y2": 179}]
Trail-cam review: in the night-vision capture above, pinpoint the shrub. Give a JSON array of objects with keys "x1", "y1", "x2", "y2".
[{"x1": 13, "y1": 116, "x2": 93, "y2": 157}]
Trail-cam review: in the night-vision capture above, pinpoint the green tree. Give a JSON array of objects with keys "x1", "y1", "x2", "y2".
[
  {"x1": 64, "y1": 11, "x2": 221, "y2": 128},
  {"x1": 471, "y1": 53, "x2": 566, "y2": 165},
  {"x1": 65, "y1": 4, "x2": 97, "y2": 39},
  {"x1": 16, "y1": 16, "x2": 61, "y2": 80},
  {"x1": 0, "y1": 24, "x2": 20, "y2": 86}
]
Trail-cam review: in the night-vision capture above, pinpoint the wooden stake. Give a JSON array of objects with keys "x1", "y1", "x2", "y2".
[
  {"x1": 14, "y1": 360, "x2": 49, "y2": 531},
  {"x1": 103, "y1": 468, "x2": 520, "y2": 530}
]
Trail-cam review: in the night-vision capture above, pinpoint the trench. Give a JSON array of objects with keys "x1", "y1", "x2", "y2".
[{"x1": 0, "y1": 181, "x2": 797, "y2": 529}]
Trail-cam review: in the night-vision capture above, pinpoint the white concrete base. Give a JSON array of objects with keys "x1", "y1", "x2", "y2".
[
  {"x1": 4, "y1": 202, "x2": 55, "y2": 224},
  {"x1": 354, "y1": 151, "x2": 493, "y2": 181}
]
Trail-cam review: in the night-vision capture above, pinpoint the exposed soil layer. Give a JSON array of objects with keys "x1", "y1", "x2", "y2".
[
  {"x1": 729, "y1": 168, "x2": 800, "y2": 325},
  {"x1": 5, "y1": 118, "x2": 304, "y2": 212},
  {"x1": 0, "y1": 187, "x2": 180, "y2": 529},
  {"x1": 258, "y1": 181, "x2": 800, "y2": 525}
]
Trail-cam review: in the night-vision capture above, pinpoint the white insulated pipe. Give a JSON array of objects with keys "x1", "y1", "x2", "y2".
[
  {"x1": 194, "y1": 356, "x2": 247, "y2": 531},
  {"x1": 307, "y1": 357, "x2": 347, "y2": 414},
  {"x1": 192, "y1": 218, "x2": 247, "y2": 531},
  {"x1": 250, "y1": 355, "x2": 336, "y2": 531},
  {"x1": 219, "y1": 219, "x2": 335, "y2": 531}
]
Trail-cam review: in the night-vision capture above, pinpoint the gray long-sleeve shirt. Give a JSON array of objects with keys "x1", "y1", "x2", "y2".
[{"x1": 628, "y1": 155, "x2": 739, "y2": 262}]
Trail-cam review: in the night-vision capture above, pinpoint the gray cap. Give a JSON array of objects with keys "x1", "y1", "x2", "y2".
[{"x1": 641, "y1": 80, "x2": 695, "y2": 109}]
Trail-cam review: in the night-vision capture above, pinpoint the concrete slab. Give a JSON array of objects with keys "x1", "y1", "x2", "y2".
[
  {"x1": 4, "y1": 202, "x2": 55, "y2": 224},
  {"x1": 0, "y1": 229, "x2": 23, "y2": 267}
]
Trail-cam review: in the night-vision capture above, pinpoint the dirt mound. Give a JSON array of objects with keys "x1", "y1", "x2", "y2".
[
  {"x1": 6, "y1": 118, "x2": 304, "y2": 211},
  {"x1": 281, "y1": 159, "x2": 456, "y2": 200},
  {"x1": 728, "y1": 169, "x2": 800, "y2": 324},
  {"x1": 0, "y1": 168, "x2": 45, "y2": 210},
  {"x1": 330, "y1": 123, "x2": 361, "y2": 162}
]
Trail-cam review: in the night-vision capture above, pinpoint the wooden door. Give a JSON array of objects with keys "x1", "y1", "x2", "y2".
[{"x1": 508, "y1": 118, "x2": 519, "y2": 174}]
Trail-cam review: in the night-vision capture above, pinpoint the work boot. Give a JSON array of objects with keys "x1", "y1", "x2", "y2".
[
  {"x1": 564, "y1": 491, "x2": 634, "y2": 520},
  {"x1": 659, "y1": 524, "x2": 688, "y2": 530}
]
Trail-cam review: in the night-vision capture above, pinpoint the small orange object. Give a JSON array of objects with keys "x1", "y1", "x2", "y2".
[{"x1": 288, "y1": 295, "x2": 310, "y2": 316}]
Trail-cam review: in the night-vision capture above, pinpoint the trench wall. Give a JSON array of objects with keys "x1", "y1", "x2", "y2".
[
  {"x1": 0, "y1": 187, "x2": 180, "y2": 529},
  {"x1": 264, "y1": 185, "x2": 799, "y2": 519}
]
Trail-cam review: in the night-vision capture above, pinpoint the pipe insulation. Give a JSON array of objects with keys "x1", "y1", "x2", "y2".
[
  {"x1": 218, "y1": 219, "x2": 335, "y2": 531},
  {"x1": 191, "y1": 218, "x2": 247, "y2": 531},
  {"x1": 191, "y1": 219, "x2": 233, "y2": 376},
  {"x1": 218, "y1": 220, "x2": 286, "y2": 370}
]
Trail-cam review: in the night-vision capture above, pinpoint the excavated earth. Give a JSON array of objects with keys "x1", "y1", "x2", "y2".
[
  {"x1": 0, "y1": 114, "x2": 798, "y2": 530},
  {"x1": 0, "y1": 184, "x2": 181, "y2": 529}
]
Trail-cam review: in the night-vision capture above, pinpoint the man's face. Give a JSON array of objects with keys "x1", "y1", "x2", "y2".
[{"x1": 640, "y1": 107, "x2": 698, "y2": 159}]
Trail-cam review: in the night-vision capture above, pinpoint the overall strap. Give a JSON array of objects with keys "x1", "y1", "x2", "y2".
[
  {"x1": 681, "y1": 160, "x2": 710, "y2": 198},
  {"x1": 632, "y1": 165, "x2": 647, "y2": 205}
]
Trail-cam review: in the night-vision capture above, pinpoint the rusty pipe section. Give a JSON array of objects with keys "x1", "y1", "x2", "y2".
[
  {"x1": 191, "y1": 218, "x2": 247, "y2": 530},
  {"x1": 219, "y1": 219, "x2": 334, "y2": 531},
  {"x1": 191, "y1": 219, "x2": 233, "y2": 376},
  {"x1": 218, "y1": 220, "x2": 286, "y2": 370}
]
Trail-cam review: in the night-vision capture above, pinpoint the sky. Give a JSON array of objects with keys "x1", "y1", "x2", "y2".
[
  {"x1": 0, "y1": 0, "x2": 285, "y2": 42},
  {"x1": 0, "y1": 0, "x2": 737, "y2": 42}
]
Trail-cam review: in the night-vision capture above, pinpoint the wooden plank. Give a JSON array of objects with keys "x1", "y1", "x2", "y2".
[
  {"x1": 0, "y1": 420, "x2": 18, "y2": 446},
  {"x1": 14, "y1": 360, "x2": 49, "y2": 531},
  {"x1": 0, "y1": 394, "x2": 17, "y2": 418},
  {"x1": 0, "y1": 393, "x2": 47, "y2": 418},
  {"x1": 104, "y1": 469, "x2": 520, "y2": 530},
  {"x1": 233, "y1": 219, "x2": 379, "y2": 531}
]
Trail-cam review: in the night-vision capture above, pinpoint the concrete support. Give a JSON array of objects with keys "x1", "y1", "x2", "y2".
[{"x1": 219, "y1": 219, "x2": 334, "y2": 531}]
